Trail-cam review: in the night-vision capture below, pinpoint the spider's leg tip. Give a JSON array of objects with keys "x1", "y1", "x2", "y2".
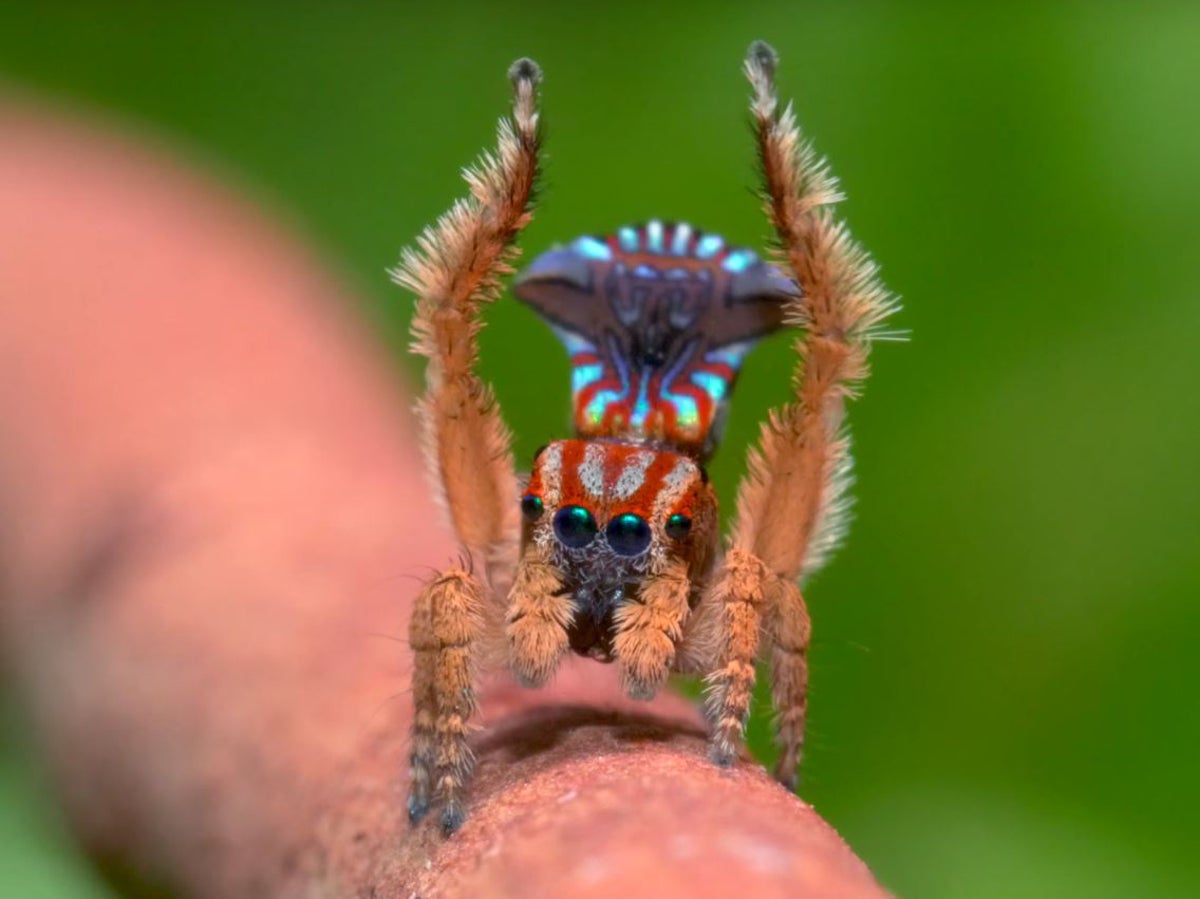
[
  {"x1": 508, "y1": 57, "x2": 543, "y2": 89},
  {"x1": 747, "y1": 40, "x2": 779, "y2": 76},
  {"x1": 440, "y1": 804, "x2": 467, "y2": 836},
  {"x1": 406, "y1": 793, "x2": 430, "y2": 825}
]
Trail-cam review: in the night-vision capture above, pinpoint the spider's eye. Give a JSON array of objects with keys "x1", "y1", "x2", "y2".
[
  {"x1": 606, "y1": 513, "x2": 651, "y2": 556},
  {"x1": 553, "y1": 505, "x2": 597, "y2": 549},
  {"x1": 665, "y1": 513, "x2": 692, "y2": 541},
  {"x1": 521, "y1": 494, "x2": 544, "y2": 522}
]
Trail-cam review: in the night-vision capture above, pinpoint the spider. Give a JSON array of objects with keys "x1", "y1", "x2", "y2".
[{"x1": 394, "y1": 41, "x2": 898, "y2": 834}]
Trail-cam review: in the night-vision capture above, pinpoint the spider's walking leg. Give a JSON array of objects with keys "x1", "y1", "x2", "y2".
[
  {"x1": 704, "y1": 41, "x2": 897, "y2": 784},
  {"x1": 766, "y1": 578, "x2": 812, "y2": 788},
  {"x1": 408, "y1": 569, "x2": 486, "y2": 833},
  {"x1": 505, "y1": 543, "x2": 573, "y2": 687},
  {"x1": 393, "y1": 58, "x2": 543, "y2": 831},
  {"x1": 407, "y1": 589, "x2": 437, "y2": 822},
  {"x1": 614, "y1": 556, "x2": 691, "y2": 700},
  {"x1": 705, "y1": 549, "x2": 772, "y2": 765}
]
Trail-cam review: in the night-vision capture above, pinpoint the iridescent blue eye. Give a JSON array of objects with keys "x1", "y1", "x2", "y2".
[
  {"x1": 554, "y1": 505, "x2": 597, "y2": 549},
  {"x1": 521, "y1": 494, "x2": 544, "y2": 522},
  {"x1": 606, "y1": 513, "x2": 651, "y2": 557}
]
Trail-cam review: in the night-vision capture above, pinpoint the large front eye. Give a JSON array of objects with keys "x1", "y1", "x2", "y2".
[
  {"x1": 554, "y1": 505, "x2": 597, "y2": 549},
  {"x1": 606, "y1": 513, "x2": 651, "y2": 556}
]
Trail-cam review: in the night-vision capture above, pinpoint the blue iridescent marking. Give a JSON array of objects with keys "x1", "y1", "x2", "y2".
[
  {"x1": 581, "y1": 332, "x2": 633, "y2": 426},
  {"x1": 645, "y1": 219, "x2": 665, "y2": 253},
  {"x1": 630, "y1": 369, "x2": 653, "y2": 429},
  {"x1": 585, "y1": 390, "x2": 621, "y2": 425},
  {"x1": 665, "y1": 268, "x2": 689, "y2": 280},
  {"x1": 671, "y1": 222, "x2": 692, "y2": 255},
  {"x1": 573, "y1": 236, "x2": 613, "y2": 261},
  {"x1": 633, "y1": 264, "x2": 659, "y2": 279},
  {"x1": 660, "y1": 342, "x2": 701, "y2": 432},
  {"x1": 721, "y1": 249, "x2": 757, "y2": 273},
  {"x1": 691, "y1": 371, "x2": 727, "y2": 401},
  {"x1": 572, "y1": 363, "x2": 604, "y2": 394},
  {"x1": 695, "y1": 234, "x2": 724, "y2": 259},
  {"x1": 618, "y1": 226, "x2": 639, "y2": 252}
]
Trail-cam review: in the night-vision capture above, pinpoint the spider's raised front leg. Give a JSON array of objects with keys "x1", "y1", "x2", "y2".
[
  {"x1": 393, "y1": 57, "x2": 542, "y2": 833},
  {"x1": 703, "y1": 41, "x2": 898, "y2": 785}
]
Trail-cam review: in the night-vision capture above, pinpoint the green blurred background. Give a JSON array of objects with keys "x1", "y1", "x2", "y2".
[{"x1": 1, "y1": 2, "x2": 1197, "y2": 897}]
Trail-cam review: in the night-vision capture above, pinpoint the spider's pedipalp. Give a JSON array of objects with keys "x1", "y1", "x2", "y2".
[{"x1": 392, "y1": 57, "x2": 543, "y2": 584}]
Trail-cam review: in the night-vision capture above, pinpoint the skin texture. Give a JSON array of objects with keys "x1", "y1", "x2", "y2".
[{"x1": 0, "y1": 96, "x2": 890, "y2": 898}]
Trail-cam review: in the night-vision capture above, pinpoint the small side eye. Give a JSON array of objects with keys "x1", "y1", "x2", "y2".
[
  {"x1": 521, "y1": 494, "x2": 544, "y2": 522},
  {"x1": 665, "y1": 513, "x2": 692, "y2": 541},
  {"x1": 553, "y1": 505, "x2": 597, "y2": 549}
]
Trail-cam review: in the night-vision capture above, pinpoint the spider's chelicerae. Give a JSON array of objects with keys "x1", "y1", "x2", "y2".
[{"x1": 394, "y1": 41, "x2": 899, "y2": 834}]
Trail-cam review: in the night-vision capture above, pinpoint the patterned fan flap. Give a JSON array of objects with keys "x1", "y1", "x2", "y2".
[{"x1": 513, "y1": 220, "x2": 799, "y2": 458}]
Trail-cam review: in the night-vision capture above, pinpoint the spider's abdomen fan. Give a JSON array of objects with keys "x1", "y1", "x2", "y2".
[{"x1": 513, "y1": 220, "x2": 798, "y2": 460}]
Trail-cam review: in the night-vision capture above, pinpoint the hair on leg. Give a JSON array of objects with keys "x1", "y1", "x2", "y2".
[
  {"x1": 407, "y1": 580, "x2": 438, "y2": 824},
  {"x1": 766, "y1": 578, "x2": 811, "y2": 789},
  {"x1": 736, "y1": 39, "x2": 897, "y2": 582},
  {"x1": 704, "y1": 41, "x2": 898, "y2": 781},
  {"x1": 407, "y1": 568, "x2": 488, "y2": 833},
  {"x1": 392, "y1": 58, "x2": 543, "y2": 586},
  {"x1": 704, "y1": 548, "x2": 773, "y2": 767},
  {"x1": 396, "y1": 58, "x2": 543, "y2": 831}
]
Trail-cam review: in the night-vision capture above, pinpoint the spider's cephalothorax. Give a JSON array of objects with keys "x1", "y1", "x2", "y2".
[
  {"x1": 395, "y1": 44, "x2": 899, "y2": 834},
  {"x1": 520, "y1": 438, "x2": 719, "y2": 663}
]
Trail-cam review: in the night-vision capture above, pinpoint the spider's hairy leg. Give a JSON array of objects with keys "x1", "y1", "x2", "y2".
[
  {"x1": 766, "y1": 578, "x2": 811, "y2": 789},
  {"x1": 613, "y1": 556, "x2": 691, "y2": 700},
  {"x1": 704, "y1": 549, "x2": 773, "y2": 766},
  {"x1": 408, "y1": 568, "x2": 487, "y2": 834},
  {"x1": 394, "y1": 57, "x2": 544, "y2": 833},
  {"x1": 391, "y1": 57, "x2": 543, "y2": 584},
  {"x1": 407, "y1": 589, "x2": 436, "y2": 822},
  {"x1": 704, "y1": 41, "x2": 898, "y2": 785},
  {"x1": 505, "y1": 543, "x2": 574, "y2": 688}
]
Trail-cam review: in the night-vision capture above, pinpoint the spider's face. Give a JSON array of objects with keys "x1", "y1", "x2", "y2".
[{"x1": 520, "y1": 439, "x2": 716, "y2": 585}]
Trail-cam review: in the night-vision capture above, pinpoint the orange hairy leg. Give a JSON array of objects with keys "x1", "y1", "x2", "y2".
[
  {"x1": 392, "y1": 58, "x2": 541, "y2": 583},
  {"x1": 407, "y1": 570, "x2": 487, "y2": 832},
  {"x1": 392, "y1": 58, "x2": 542, "y2": 832},
  {"x1": 704, "y1": 42, "x2": 897, "y2": 781},
  {"x1": 767, "y1": 578, "x2": 812, "y2": 788}
]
